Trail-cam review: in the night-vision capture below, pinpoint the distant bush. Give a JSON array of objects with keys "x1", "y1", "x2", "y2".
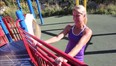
[
  {"x1": 106, "y1": 4, "x2": 116, "y2": 15},
  {"x1": 41, "y1": 3, "x2": 72, "y2": 17},
  {"x1": 96, "y1": 4, "x2": 116, "y2": 15},
  {"x1": 88, "y1": 3, "x2": 116, "y2": 15},
  {"x1": 41, "y1": 3, "x2": 62, "y2": 17},
  {"x1": 1, "y1": 0, "x2": 116, "y2": 18},
  {"x1": 2, "y1": 7, "x2": 17, "y2": 19}
]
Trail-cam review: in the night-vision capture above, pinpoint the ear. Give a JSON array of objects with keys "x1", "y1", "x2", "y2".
[{"x1": 83, "y1": 14, "x2": 86, "y2": 17}]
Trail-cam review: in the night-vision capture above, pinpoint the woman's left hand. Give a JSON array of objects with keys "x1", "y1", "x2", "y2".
[{"x1": 55, "y1": 57, "x2": 68, "y2": 66}]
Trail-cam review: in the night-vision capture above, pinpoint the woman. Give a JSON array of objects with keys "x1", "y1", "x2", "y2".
[{"x1": 45, "y1": 5, "x2": 92, "y2": 65}]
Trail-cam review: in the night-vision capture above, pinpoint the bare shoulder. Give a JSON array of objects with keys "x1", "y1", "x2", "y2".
[
  {"x1": 84, "y1": 26, "x2": 92, "y2": 35},
  {"x1": 66, "y1": 24, "x2": 73, "y2": 28},
  {"x1": 65, "y1": 24, "x2": 73, "y2": 31}
]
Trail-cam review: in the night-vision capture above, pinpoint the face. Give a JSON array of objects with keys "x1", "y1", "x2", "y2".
[{"x1": 73, "y1": 10, "x2": 85, "y2": 26}]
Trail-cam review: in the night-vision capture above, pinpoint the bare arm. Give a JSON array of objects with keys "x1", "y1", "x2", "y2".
[
  {"x1": 68, "y1": 28, "x2": 92, "y2": 57},
  {"x1": 45, "y1": 25, "x2": 72, "y2": 44}
]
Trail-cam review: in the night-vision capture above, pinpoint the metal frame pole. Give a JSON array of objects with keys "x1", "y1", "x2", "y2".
[
  {"x1": 76, "y1": 0, "x2": 79, "y2": 6},
  {"x1": 27, "y1": 0, "x2": 35, "y2": 18},
  {"x1": 0, "y1": 16, "x2": 13, "y2": 42},
  {"x1": 84, "y1": 0, "x2": 87, "y2": 9},
  {"x1": 35, "y1": 0, "x2": 44, "y2": 25},
  {"x1": 16, "y1": 10, "x2": 28, "y2": 32}
]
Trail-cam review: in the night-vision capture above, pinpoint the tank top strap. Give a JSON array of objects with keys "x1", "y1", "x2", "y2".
[
  {"x1": 81, "y1": 25, "x2": 86, "y2": 32},
  {"x1": 71, "y1": 25, "x2": 75, "y2": 30},
  {"x1": 72, "y1": 25, "x2": 86, "y2": 36}
]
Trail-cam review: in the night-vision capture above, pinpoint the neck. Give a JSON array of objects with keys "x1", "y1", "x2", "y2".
[{"x1": 75, "y1": 24, "x2": 85, "y2": 29}]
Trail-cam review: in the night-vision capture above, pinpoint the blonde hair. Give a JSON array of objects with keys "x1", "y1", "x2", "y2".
[{"x1": 73, "y1": 5, "x2": 87, "y2": 24}]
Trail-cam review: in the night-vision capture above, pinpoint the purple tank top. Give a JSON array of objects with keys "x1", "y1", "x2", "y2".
[{"x1": 65, "y1": 25, "x2": 86, "y2": 62}]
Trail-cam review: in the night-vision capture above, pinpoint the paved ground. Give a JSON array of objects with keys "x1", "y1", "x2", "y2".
[
  {"x1": 0, "y1": 40, "x2": 34, "y2": 66},
  {"x1": 37, "y1": 15, "x2": 116, "y2": 66}
]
